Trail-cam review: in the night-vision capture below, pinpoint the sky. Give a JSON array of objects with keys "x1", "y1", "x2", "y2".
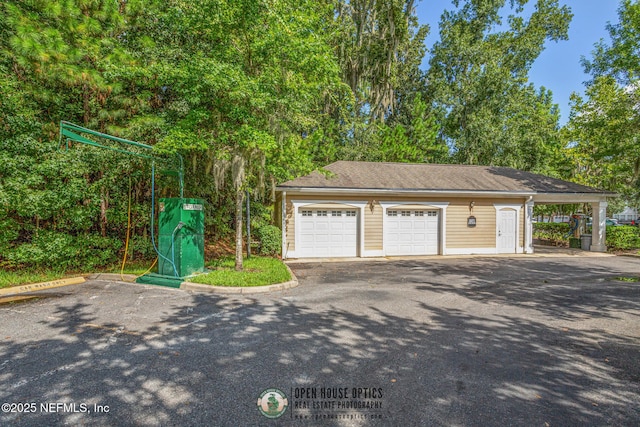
[{"x1": 415, "y1": 0, "x2": 621, "y2": 124}]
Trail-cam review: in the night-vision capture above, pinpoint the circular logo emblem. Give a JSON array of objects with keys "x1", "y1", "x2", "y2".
[{"x1": 257, "y1": 388, "x2": 288, "y2": 419}]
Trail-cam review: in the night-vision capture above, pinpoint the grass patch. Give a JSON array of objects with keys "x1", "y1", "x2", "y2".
[
  {"x1": 0, "y1": 269, "x2": 67, "y2": 288},
  {"x1": 613, "y1": 276, "x2": 640, "y2": 282},
  {"x1": 0, "y1": 259, "x2": 157, "y2": 289},
  {"x1": 188, "y1": 256, "x2": 290, "y2": 287},
  {"x1": 0, "y1": 257, "x2": 288, "y2": 289}
]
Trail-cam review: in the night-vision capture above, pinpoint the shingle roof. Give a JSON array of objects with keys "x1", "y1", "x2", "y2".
[{"x1": 277, "y1": 161, "x2": 614, "y2": 195}]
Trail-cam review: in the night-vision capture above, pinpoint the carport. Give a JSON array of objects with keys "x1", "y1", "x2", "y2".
[{"x1": 529, "y1": 195, "x2": 610, "y2": 252}]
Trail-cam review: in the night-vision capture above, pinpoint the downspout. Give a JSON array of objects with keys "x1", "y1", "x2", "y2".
[{"x1": 281, "y1": 191, "x2": 287, "y2": 259}]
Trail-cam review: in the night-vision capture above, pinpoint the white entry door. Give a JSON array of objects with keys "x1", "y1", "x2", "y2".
[
  {"x1": 297, "y1": 209, "x2": 358, "y2": 257},
  {"x1": 385, "y1": 209, "x2": 439, "y2": 256},
  {"x1": 497, "y1": 209, "x2": 517, "y2": 253}
]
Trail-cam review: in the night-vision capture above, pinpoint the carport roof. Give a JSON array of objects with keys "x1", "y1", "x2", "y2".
[{"x1": 277, "y1": 161, "x2": 616, "y2": 199}]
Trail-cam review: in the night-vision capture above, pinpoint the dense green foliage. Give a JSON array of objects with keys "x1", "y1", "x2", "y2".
[
  {"x1": 533, "y1": 222, "x2": 570, "y2": 244},
  {"x1": 606, "y1": 226, "x2": 640, "y2": 250},
  {"x1": 1, "y1": 0, "x2": 637, "y2": 274},
  {"x1": 567, "y1": 0, "x2": 640, "y2": 208},
  {"x1": 534, "y1": 222, "x2": 640, "y2": 251},
  {"x1": 427, "y1": 0, "x2": 571, "y2": 174}
]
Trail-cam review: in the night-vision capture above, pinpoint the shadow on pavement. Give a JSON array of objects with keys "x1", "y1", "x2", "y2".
[{"x1": 0, "y1": 259, "x2": 638, "y2": 426}]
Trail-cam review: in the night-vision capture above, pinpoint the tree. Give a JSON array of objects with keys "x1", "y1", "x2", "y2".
[
  {"x1": 0, "y1": 0, "x2": 145, "y2": 269},
  {"x1": 582, "y1": 0, "x2": 640, "y2": 86},
  {"x1": 566, "y1": 0, "x2": 640, "y2": 208},
  {"x1": 124, "y1": 0, "x2": 348, "y2": 270},
  {"x1": 369, "y1": 94, "x2": 445, "y2": 163},
  {"x1": 426, "y1": 0, "x2": 571, "y2": 170},
  {"x1": 328, "y1": 0, "x2": 434, "y2": 160}
]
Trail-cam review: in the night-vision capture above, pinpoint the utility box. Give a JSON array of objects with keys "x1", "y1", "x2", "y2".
[{"x1": 157, "y1": 198, "x2": 205, "y2": 277}]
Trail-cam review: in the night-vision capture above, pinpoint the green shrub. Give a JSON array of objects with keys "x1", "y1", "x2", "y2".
[
  {"x1": 129, "y1": 235, "x2": 156, "y2": 260},
  {"x1": 5, "y1": 231, "x2": 122, "y2": 270},
  {"x1": 533, "y1": 222, "x2": 570, "y2": 244},
  {"x1": 255, "y1": 225, "x2": 281, "y2": 256},
  {"x1": 73, "y1": 234, "x2": 123, "y2": 270},
  {"x1": 606, "y1": 226, "x2": 640, "y2": 250},
  {"x1": 0, "y1": 218, "x2": 20, "y2": 250}
]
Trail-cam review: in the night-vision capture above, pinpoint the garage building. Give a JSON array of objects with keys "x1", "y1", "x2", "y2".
[{"x1": 275, "y1": 161, "x2": 615, "y2": 259}]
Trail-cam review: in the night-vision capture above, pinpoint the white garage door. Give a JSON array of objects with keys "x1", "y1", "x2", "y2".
[
  {"x1": 385, "y1": 209, "x2": 439, "y2": 256},
  {"x1": 298, "y1": 209, "x2": 358, "y2": 257}
]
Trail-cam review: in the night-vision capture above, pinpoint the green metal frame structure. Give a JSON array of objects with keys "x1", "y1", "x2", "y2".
[
  {"x1": 59, "y1": 121, "x2": 205, "y2": 287},
  {"x1": 59, "y1": 121, "x2": 184, "y2": 197}
]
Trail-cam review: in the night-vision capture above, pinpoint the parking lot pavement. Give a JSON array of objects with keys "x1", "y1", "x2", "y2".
[{"x1": 0, "y1": 255, "x2": 639, "y2": 426}]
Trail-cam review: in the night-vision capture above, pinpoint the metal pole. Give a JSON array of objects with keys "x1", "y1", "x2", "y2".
[{"x1": 246, "y1": 189, "x2": 251, "y2": 259}]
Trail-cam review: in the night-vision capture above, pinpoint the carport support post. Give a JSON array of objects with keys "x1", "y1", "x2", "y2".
[
  {"x1": 524, "y1": 198, "x2": 534, "y2": 254},
  {"x1": 590, "y1": 200, "x2": 607, "y2": 252}
]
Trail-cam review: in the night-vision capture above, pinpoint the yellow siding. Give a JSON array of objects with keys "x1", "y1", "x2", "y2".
[
  {"x1": 365, "y1": 202, "x2": 383, "y2": 250},
  {"x1": 519, "y1": 207, "x2": 525, "y2": 247},
  {"x1": 446, "y1": 200, "x2": 496, "y2": 249},
  {"x1": 285, "y1": 200, "x2": 295, "y2": 254}
]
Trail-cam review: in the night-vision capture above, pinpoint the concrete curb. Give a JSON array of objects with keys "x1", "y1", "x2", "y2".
[
  {"x1": 179, "y1": 264, "x2": 299, "y2": 294},
  {"x1": 0, "y1": 276, "x2": 86, "y2": 297},
  {"x1": 89, "y1": 273, "x2": 138, "y2": 283},
  {"x1": 89, "y1": 265, "x2": 299, "y2": 295}
]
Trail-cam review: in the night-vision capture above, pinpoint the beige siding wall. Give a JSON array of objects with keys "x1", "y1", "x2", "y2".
[
  {"x1": 285, "y1": 200, "x2": 295, "y2": 254},
  {"x1": 281, "y1": 193, "x2": 527, "y2": 255},
  {"x1": 365, "y1": 204, "x2": 383, "y2": 251},
  {"x1": 446, "y1": 200, "x2": 496, "y2": 249},
  {"x1": 519, "y1": 207, "x2": 525, "y2": 245}
]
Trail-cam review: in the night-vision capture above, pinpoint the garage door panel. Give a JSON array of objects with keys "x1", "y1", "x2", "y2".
[
  {"x1": 301, "y1": 222, "x2": 315, "y2": 231},
  {"x1": 315, "y1": 222, "x2": 329, "y2": 231},
  {"x1": 297, "y1": 209, "x2": 358, "y2": 258},
  {"x1": 330, "y1": 222, "x2": 345, "y2": 232},
  {"x1": 399, "y1": 222, "x2": 413, "y2": 231},
  {"x1": 329, "y1": 235, "x2": 344, "y2": 244},
  {"x1": 300, "y1": 234, "x2": 315, "y2": 243},
  {"x1": 385, "y1": 209, "x2": 439, "y2": 256},
  {"x1": 412, "y1": 222, "x2": 426, "y2": 231}
]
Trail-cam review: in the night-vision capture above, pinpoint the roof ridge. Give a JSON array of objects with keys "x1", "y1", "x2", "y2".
[{"x1": 331, "y1": 160, "x2": 518, "y2": 169}]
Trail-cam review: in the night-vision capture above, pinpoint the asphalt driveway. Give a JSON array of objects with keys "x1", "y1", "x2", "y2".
[{"x1": 0, "y1": 255, "x2": 639, "y2": 426}]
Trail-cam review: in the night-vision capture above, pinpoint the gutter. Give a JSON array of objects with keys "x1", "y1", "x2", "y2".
[{"x1": 275, "y1": 187, "x2": 537, "y2": 198}]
